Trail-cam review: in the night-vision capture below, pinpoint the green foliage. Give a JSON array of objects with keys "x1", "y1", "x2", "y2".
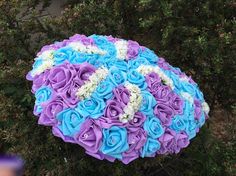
[{"x1": 0, "y1": 0, "x2": 235, "y2": 175}]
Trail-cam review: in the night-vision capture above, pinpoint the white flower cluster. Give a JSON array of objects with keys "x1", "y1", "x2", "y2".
[
  {"x1": 119, "y1": 82, "x2": 142, "y2": 123},
  {"x1": 201, "y1": 102, "x2": 210, "y2": 114},
  {"x1": 179, "y1": 76, "x2": 190, "y2": 82},
  {"x1": 137, "y1": 65, "x2": 174, "y2": 89},
  {"x1": 31, "y1": 42, "x2": 107, "y2": 77},
  {"x1": 76, "y1": 66, "x2": 109, "y2": 100},
  {"x1": 31, "y1": 50, "x2": 54, "y2": 77},
  {"x1": 181, "y1": 92, "x2": 210, "y2": 115},
  {"x1": 180, "y1": 92, "x2": 194, "y2": 104},
  {"x1": 69, "y1": 42, "x2": 106, "y2": 55},
  {"x1": 114, "y1": 40, "x2": 128, "y2": 60}
]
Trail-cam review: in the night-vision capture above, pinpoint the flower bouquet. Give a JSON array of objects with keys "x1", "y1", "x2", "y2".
[{"x1": 26, "y1": 34, "x2": 209, "y2": 164}]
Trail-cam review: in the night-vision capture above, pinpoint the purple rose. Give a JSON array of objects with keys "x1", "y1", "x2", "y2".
[
  {"x1": 145, "y1": 72, "x2": 161, "y2": 88},
  {"x1": 60, "y1": 79, "x2": 82, "y2": 108},
  {"x1": 80, "y1": 37, "x2": 94, "y2": 46},
  {"x1": 37, "y1": 40, "x2": 71, "y2": 56},
  {"x1": 153, "y1": 85, "x2": 172, "y2": 102},
  {"x1": 127, "y1": 40, "x2": 140, "y2": 59},
  {"x1": 48, "y1": 63, "x2": 76, "y2": 92},
  {"x1": 74, "y1": 119, "x2": 102, "y2": 154},
  {"x1": 104, "y1": 100, "x2": 123, "y2": 119},
  {"x1": 169, "y1": 93, "x2": 184, "y2": 115},
  {"x1": 154, "y1": 103, "x2": 174, "y2": 126},
  {"x1": 56, "y1": 63, "x2": 95, "y2": 107},
  {"x1": 158, "y1": 57, "x2": 171, "y2": 70},
  {"x1": 31, "y1": 70, "x2": 50, "y2": 93},
  {"x1": 122, "y1": 129, "x2": 147, "y2": 164},
  {"x1": 127, "y1": 112, "x2": 146, "y2": 132},
  {"x1": 194, "y1": 99, "x2": 202, "y2": 120},
  {"x1": 48, "y1": 62, "x2": 96, "y2": 93},
  {"x1": 113, "y1": 85, "x2": 130, "y2": 108},
  {"x1": 38, "y1": 96, "x2": 68, "y2": 126},
  {"x1": 77, "y1": 62, "x2": 96, "y2": 84},
  {"x1": 69, "y1": 34, "x2": 94, "y2": 45},
  {"x1": 37, "y1": 45, "x2": 55, "y2": 56},
  {"x1": 98, "y1": 100, "x2": 124, "y2": 128},
  {"x1": 158, "y1": 129, "x2": 189, "y2": 154},
  {"x1": 106, "y1": 35, "x2": 119, "y2": 43}
]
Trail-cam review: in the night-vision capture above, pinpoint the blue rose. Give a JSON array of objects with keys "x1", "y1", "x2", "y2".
[
  {"x1": 107, "y1": 60, "x2": 128, "y2": 72},
  {"x1": 128, "y1": 56, "x2": 150, "y2": 69},
  {"x1": 86, "y1": 54, "x2": 105, "y2": 68},
  {"x1": 90, "y1": 35, "x2": 108, "y2": 46},
  {"x1": 104, "y1": 44, "x2": 116, "y2": 57},
  {"x1": 183, "y1": 101, "x2": 195, "y2": 121},
  {"x1": 141, "y1": 137, "x2": 161, "y2": 157},
  {"x1": 69, "y1": 52, "x2": 89, "y2": 64},
  {"x1": 185, "y1": 119, "x2": 197, "y2": 140},
  {"x1": 180, "y1": 82, "x2": 196, "y2": 97},
  {"x1": 127, "y1": 69, "x2": 147, "y2": 90},
  {"x1": 197, "y1": 112, "x2": 205, "y2": 128},
  {"x1": 144, "y1": 116, "x2": 164, "y2": 139},
  {"x1": 35, "y1": 86, "x2": 52, "y2": 113},
  {"x1": 32, "y1": 58, "x2": 43, "y2": 69},
  {"x1": 56, "y1": 108, "x2": 85, "y2": 137},
  {"x1": 140, "y1": 91, "x2": 157, "y2": 116},
  {"x1": 165, "y1": 70, "x2": 181, "y2": 90},
  {"x1": 90, "y1": 35, "x2": 116, "y2": 57},
  {"x1": 139, "y1": 48, "x2": 158, "y2": 64},
  {"x1": 54, "y1": 47, "x2": 77, "y2": 65},
  {"x1": 100, "y1": 126, "x2": 129, "y2": 159},
  {"x1": 170, "y1": 115, "x2": 186, "y2": 132},
  {"x1": 182, "y1": 101, "x2": 191, "y2": 118},
  {"x1": 75, "y1": 97, "x2": 105, "y2": 119},
  {"x1": 108, "y1": 67, "x2": 127, "y2": 86},
  {"x1": 92, "y1": 79, "x2": 114, "y2": 100},
  {"x1": 172, "y1": 66, "x2": 181, "y2": 73},
  {"x1": 195, "y1": 86, "x2": 204, "y2": 102}
]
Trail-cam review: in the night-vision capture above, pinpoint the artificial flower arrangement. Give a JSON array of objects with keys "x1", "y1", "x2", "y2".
[{"x1": 26, "y1": 34, "x2": 210, "y2": 164}]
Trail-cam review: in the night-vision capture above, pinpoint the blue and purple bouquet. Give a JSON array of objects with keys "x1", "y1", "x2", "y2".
[{"x1": 26, "y1": 34, "x2": 210, "y2": 164}]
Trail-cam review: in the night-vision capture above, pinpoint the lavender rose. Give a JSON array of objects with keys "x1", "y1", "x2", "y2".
[
  {"x1": 60, "y1": 79, "x2": 81, "y2": 108},
  {"x1": 113, "y1": 85, "x2": 130, "y2": 108},
  {"x1": 158, "y1": 57, "x2": 171, "y2": 70},
  {"x1": 98, "y1": 100, "x2": 124, "y2": 129},
  {"x1": 169, "y1": 92, "x2": 184, "y2": 115},
  {"x1": 38, "y1": 96, "x2": 68, "y2": 126},
  {"x1": 76, "y1": 62, "x2": 96, "y2": 84},
  {"x1": 74, "y1": 119, "x2": 102, "y2": 154},
  {"x1": 153, "y1": 85, "x2": 172, "y2": 102},
  {"x1": 122, "y1": 129, "x2": 147, "y2": 164},
  {"x1": 104, "y1": 100, "x2": 123, "y2": 119},
  {"x1": 127, "y1": 112, "x2": 146, "y2": 132},
  {"x1": 154, "y1": 103, "x2": 174, "y2": 126},
  {"x1": 145, "y1": 72, "x2": 161, "y2": 89},
  {"x1": 69, "y1": 34, "x2": 95, "y2": 45},
  {"x1": 158, "y1": 129, "x2": 189, "y2": 154},
  {"x1": 127, "y1": 40, "x2": 140, "y2": 59},
  {"x1": 194, "y1": 99, "x2": 202, "y2": 120},
  {"x1": 31, "y1": 70, "x2": 50, "y2": 93},
  {"x1": 48, "y1": 62, "x2": 76, "y2": 92}
]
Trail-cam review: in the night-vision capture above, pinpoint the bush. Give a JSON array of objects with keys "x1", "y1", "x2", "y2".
[{"x1": 0, "y1": 0, "x2": 235, "y2": 175}]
